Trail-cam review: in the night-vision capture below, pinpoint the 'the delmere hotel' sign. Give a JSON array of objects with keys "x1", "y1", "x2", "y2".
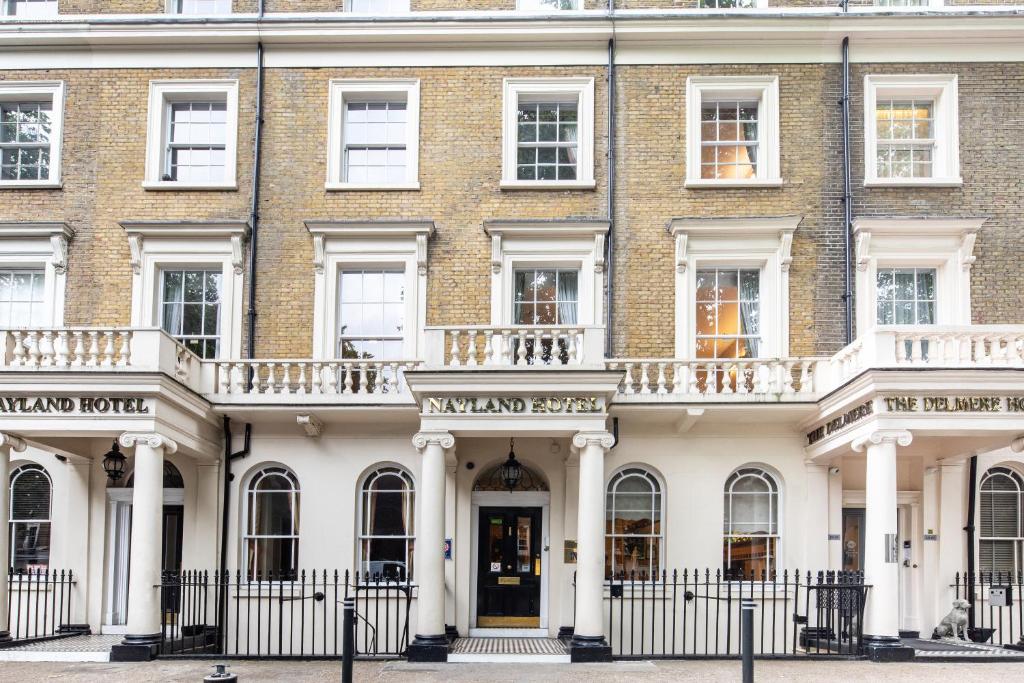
[
  {"x1": 424, "y1": 396, "x2": 603, "y2": 415},
  {"x1": 807, "y1": 395, "x2": 1024, "y2": 445},
  {"x1": 0, "y1": 396, "x2": 151, "y2": 415}
]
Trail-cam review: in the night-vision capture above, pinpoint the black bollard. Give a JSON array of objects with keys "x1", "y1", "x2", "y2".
[
  {"x1": 342, "y1": 597, "x2": 355, "y2": 683},
  {"x1": 741, "y1": 600, "x2": 755, "y2": 683}
]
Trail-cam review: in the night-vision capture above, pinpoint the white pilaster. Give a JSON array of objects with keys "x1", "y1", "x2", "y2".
[
  {"x1": 61, "y1": 459, "x2": 91, "y2": 626},
  {"x1": 921, "y1": 465, "x2": 940, "y2": 634},
  {"x1": 937, "y1": 459, "x2": 966, "y2": 623},
  {"x1": 444, "y1": 446, "x2": 457, "y2": 633},
  {"x1": 570, "y1": 431, "x2": 614, "y2": 657},
  {"x1": 120, "y1": 432, "x2": 177, "y2": 645},
  {"x1": 803, "y1": 461, "x2": 830, "y2": 572},
  {"x1": 828, "y1": 465, "x2": 843, "y2": 570},
  {"x1": 562, "y1": 446, "x2": 580, "y2": 633},
  {"x1": 410, "y1": 431, "x2": 454, "y2": 656},
  {"x1": 852, "y1": 429, "x2": 912, "y2": 652},
  {"x1": 0, "y1": 433, "x2": 27, "y2": 641}
]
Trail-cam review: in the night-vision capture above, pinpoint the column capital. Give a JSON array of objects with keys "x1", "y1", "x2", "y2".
[
  {"x1": 412, "y1": 431, "x2": 454, "y2": 452},
  {"x1": 852, "y1": 429, "x2": 912, "y2": 453},
  {"x1": 572, "y1": 431, "x2": 614, "y2": 450},
  {"x1": 119, "y1": 432, "x2": 178, "y2": 455},
  {"x1": 1011, "y1": 435, "x2": 1024, "y2": 453},
  {"x1": 0, "y1": 433, "x2": 27, "y2": 453}
]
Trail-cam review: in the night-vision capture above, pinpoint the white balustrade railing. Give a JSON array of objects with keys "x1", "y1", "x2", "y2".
[
  {"x1": 424, "y1": 326, "x2": 604, "y2": 368},
  {"x1": 210, "y1": 359, "x2": 421, "y2": 397},
  {"x1": 889, "y1": 326, "x2": 1024, "y2": 366},
  {"x1": 608, "y1": 358, "x2": 822, "y2": 398},
  {"x1": 2, "y1": 328, "x2": 134, "y2": 368}
]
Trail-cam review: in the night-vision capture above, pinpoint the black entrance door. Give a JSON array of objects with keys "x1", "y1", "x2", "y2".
[
  {"x1": 160, "y1": 505, "x2": 185, "y2": 617},
  {"x1": 477, "y1": 507, "x2": 542, "y2": 627}
]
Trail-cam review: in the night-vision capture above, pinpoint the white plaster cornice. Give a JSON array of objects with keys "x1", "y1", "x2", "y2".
[
  {"x1": 412, "y1": 430, "x2": 455, "y2": 452},
  {"x1": 668, "y1": 215, "x2": 800, "y2": 273},
  {"x1": 0, "y1": 222, "x2": 75, "y2": 274},
  {"x1": 296, "y1": 414, "x2": 323, "y2": 438},
  {"x1": 484, "y1": 219, "x2": 609, "y2": 276},
  {"x1": 851, "y1": 428, "x2": 913, "y2": 452},
  {"x1": 119, "y1": 432, "x2": 179, "y2": 454},
  {"x1": 0, "y1": 432, "x2": 27, "y2": 453},
  {"x1": 852, "y1": 217, "x2": 985, "y2": 273},
  {"x1": 305, "y1": 220, "x2": 435, "y2": 276},
  {"x1": 121, "y1": 220, "x2": 250, "y2": 275},
  {"x1": 572, "y1": 430, "x2": 615, "y2": 450}
]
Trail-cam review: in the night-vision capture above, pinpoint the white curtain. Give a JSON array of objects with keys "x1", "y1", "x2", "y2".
[{"x1": 556, "y1": 272, "x2": 578, "y2": 325}]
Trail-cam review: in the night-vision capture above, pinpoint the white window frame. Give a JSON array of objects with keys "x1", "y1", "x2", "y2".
[
  {"x1": 669, "y1": 216, "x2": 797, "y2": 359},
  {"x1": 243, "y1": 465, "x2": 300, "y2": 581},
  {"x1": 357, "y1": 464, "x2": 416, "y2": 582},
  {"x1": 0, "y1": 81, "x2": 64, "y2": 189},
  {"x1": 605, "y1": 466, "x2": 664, "y2": 580},
  {"x1": 484, "y1": 220, "x2": 607, "y2": 327},
  {"x1": 852, "y1": 217, "x2": 983, "y2": 332},
  {"x1": 978, "y1": 465, "x2": 1024, "y2": 575},
  {"x1": 345, "y1": 0, "x2": 410, "y2": 12},
  {"x1": 166, "y1": 0, "x2": 232, "y2": 14},
  {"x1": 685, "y1": 76, "x2": 781, "y2": 188},
  {"x1": 306, "y1": 221, "x2": 432, "y2": 361},
  {"x1": 143, "y1": 80, "x2": 239, "y2": 191},
  {"x1": 1, "y1": 0, "x2": 59, "y2": 18},
  {"x1": 326, "y1": 79, "x2": 420, "y2": 191},
  {"x1": 863, "y1": 74, "x2": 960, "y2": 187},
  {"x1": 723, "y1": 466, "x2": 781, "y2": 578},
  {"x1": 9, "y1": 463, "x2": 52, "y2": 573},
  {"x1": 0, "y1": 222, "x2": 71, "y2": 327},
  {"x1": 123, "y1": 221, "x2": 247, "y2": 359},
  {"x1": 501, "y1": 77, "x2": 595, "y2": 190}
]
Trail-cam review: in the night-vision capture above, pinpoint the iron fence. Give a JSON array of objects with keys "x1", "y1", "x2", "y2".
[
  {"x1": 953, "y1": 571, "x2": 1024, "y2": 646},
  {"x1": 158, "y1": 570, "x2": 413, "y2": 659},
  {"x1": 598, "y1": 569, "x2": 867, "y2": 659},
  {"x1": 5, "y1": 568, "x2": 77, "y2": 642}
]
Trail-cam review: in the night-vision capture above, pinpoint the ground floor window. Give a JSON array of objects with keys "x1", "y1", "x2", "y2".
[
  {"x1": 980, "y1": 466, "x2": 1024, "y2": 574},
  {"x1": 358, "y1": 466, "x2": 415, "y2": 582},
  {"x1": 244, "y1": 467, "x2": 300, "y2": 581},
  {"x1": 9, "y1": 464, "x2": 51, "y2": 573},
  {"x1": 723, "y1": 467, "x2": 779, "y2": 579},
  {"x1": 605, "y1": 467, "x2": 662, "y2": 580}
]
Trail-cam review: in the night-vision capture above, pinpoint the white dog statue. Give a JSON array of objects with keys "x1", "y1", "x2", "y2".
[{"x1": 932, "y1": 599, "x2": 971, "y2": 641}]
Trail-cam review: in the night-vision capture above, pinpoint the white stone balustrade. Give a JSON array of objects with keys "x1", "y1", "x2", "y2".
[
  {"x1": 608, "y1": 358, "x2": 822, "y2": 398},
  {"x1": 211, "y1": 359, "x2": 420, "y2": 398},
  {"x1": 423, "y1": 326, "x2": 603, "y2": 368}
]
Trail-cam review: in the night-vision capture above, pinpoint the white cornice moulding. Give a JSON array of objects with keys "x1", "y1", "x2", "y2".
[
  {"x1": 852, "y1": 216, "x2": 985, "y2": 274},
  {"x1": 305, "y1": 220, "x2": 435, "y2": 276},
  {"x1": 120, "y1": 220, "x2": 250, "y2": 275},
  {"x1": 668, "y1": 215, "x2": 800, "y2": 273},
  {"x1": 0, "y1": 222, "x2": 75, "y2": 274},
  {"x1": 484, "y1": 219, "x2": 610, "y2": 275}
]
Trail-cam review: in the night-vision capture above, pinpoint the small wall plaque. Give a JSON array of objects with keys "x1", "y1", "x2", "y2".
[
  {"x1": 498, "y1": 576, "x2": 521, "y2": 586},
  {"x1": 564, "y1": 540, "x2": 577, "y2": 564}
]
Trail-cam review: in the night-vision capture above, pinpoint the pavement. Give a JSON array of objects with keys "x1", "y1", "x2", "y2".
[{"x1": 1, "y1": 659, "x2": 1023, "y2": 682}]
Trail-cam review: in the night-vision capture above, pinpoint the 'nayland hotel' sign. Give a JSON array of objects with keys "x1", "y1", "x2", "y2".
[
  {"x1": 0, "y1": 396, "x2": 150, "y2": 415},
  {"x1": 424, "y1": 396, "x2": 603, "y2": 415}
]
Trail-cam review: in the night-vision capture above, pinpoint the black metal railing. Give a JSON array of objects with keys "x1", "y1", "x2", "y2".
[
  {"x1": 5, "y1": 568, "x2": 77, "y2": 642},
  {"x1": 158, "y1": 570, "x2": 414, "y2": 659},
  {"x1": 953, "y1": 570, "x2": 1024, "y2": 645},
  {"x1": 597, "y1": 569, "x2": 867, "y2": 659}
]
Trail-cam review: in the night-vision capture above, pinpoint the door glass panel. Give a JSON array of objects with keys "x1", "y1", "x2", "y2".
[
  {"x1": 489, "y1": 517, "x2": 503, "y2": 570},
  {"x1": 517, "y1": 516, "x2": 531, "y2": 572},
  {"x1": 842, "y1": 509, "x2": 865, "y2": 572}
]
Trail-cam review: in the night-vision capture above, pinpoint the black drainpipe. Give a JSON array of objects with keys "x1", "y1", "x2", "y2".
[
  {"x1": 965, "y1": 454, "x2": 978, "y2": 630},
  {"x1": 840, "y1": 34, "x2": 854, "y2": 346},
  {"x1": 218, "y1": 418, "x2": 251, "y2": 652},
  {"x1": 603, "y1": 1, "x2": 616, "y2": 357}
]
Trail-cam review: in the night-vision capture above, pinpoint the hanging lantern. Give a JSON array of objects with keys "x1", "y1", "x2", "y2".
[
  {"x1": 499, "y1": 438, "x2": 522, "y2": 491},
  {"x1": 102, "y1": 440, "x2": 127, "y2": 482}
]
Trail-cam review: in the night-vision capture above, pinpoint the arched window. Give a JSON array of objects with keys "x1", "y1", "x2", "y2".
[
  {"x1": 10, "y1": 464, "x2": 52, "y2": 573},
  {"x1": 605, "y1": 467, "x2": 662, "y2": 580},
  {"x1": 244, "y1": 467, "x2": 299, "y2": 580},
  {"x1": 358, "y1": 466, "x2": 415, "y2": 582},
  {"x1": 724, "y1": 467, "x2": 779, "y2": 578},
  {"x1": 980, "y1": 467, "x2": 1024, "y2": 573}
]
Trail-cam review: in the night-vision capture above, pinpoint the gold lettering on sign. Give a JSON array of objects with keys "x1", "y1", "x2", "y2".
[
  {"x1": 884, "y1": 395, "x2": 1007, "y2": 413},
  {"x1": 424, "y1": 396, "x2": 601, "y2": 415},
  {"x1": 806, "y1": 401, "x2": 874, "y2": 446}
]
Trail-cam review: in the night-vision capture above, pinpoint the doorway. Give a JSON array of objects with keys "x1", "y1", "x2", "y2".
[{"x1": 476, "y1": 507, "x2": 542, "y2": 628}]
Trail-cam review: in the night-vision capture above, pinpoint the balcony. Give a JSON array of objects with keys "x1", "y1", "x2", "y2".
[{"x1": 1, "y1": 324, "x2": 1022, "y2": 407}]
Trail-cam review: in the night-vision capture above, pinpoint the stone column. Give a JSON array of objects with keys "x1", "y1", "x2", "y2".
[
  {"x1": 444, "y1": 446, "x2": 457, "y2": 639},
  {"x1": 937, "y1": 459, "x2": 966, "y2": 626},
  {"x1": 803, "y1": 461, "x2": 830, "y2": 573},
  {"x1": 111, "y1": 433, "x2": 177, "y2": 661},
  {"x1": 920, "y1": 465, "x2": 940, "y2": 634},
  {"x1": 559, "y1": 445, "x2": 580, "y2": 638},
  {"x1": 0, "y1": 433, "x2": 27, "y2": 642},
  {"x1": 408, "y1": 431, "x2": 454, "y2": 662},
  {"x1": 828, "y1": 465, "x2": 843, "y2": 570},
  {"x1": 570, "y1": 431, "x2": 614, "y2": 662},
  {"x1": 852, "y1": 429, "x2": 914, "y2": 661}
]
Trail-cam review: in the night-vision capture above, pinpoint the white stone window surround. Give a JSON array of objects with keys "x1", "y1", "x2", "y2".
[
  {"x1": 484, "y1": 219, "x2": 608, "y2": 326},
  {"x1": 122, "y1": 221, "x2": 248, "y2": 359},
  {"x1": 853, "y1": 217, "x2": 984, "y2": 332},
  {"x1": 669, "y1": 216, "x2": 799, "y2": 359},
  {"x1": 0, "y1": 222, "x2": 72, "y2": 327},
  {"x1": 501, "y1": 77, "x2": 596, "y2": 191},
  {"x1": 326, "y1": 79, "x2": 420, "y2": 191},
  {"x1": 516, "y1": 0, "x2": 582, "y2": 10},
  {"x1": 166, "y1": 0, "x2": 232, "y2": 14},
  {"x1": 143, "y1": 79, "x2": 239, "y2": 191},
  {"x1": 346, "y1": 0, "x2": 410, "y2": 13},
  {"x1": 305, "y1": 221, "x2": 433, "y2": 361},
  {"x1": 0, "y1": 81, "x2": 64, "y2": 190},
  {"x1": 863, "y1": 74, "x2": 960, "y2": 188},
  {"x1": 685, "y1": 75, "x2": 781, "y2": 188}
]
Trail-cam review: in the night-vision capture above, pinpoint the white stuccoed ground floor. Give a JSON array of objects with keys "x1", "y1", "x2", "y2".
[{"x1": 1, "y1": 364, "x2": 1024, "y2": 663}]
